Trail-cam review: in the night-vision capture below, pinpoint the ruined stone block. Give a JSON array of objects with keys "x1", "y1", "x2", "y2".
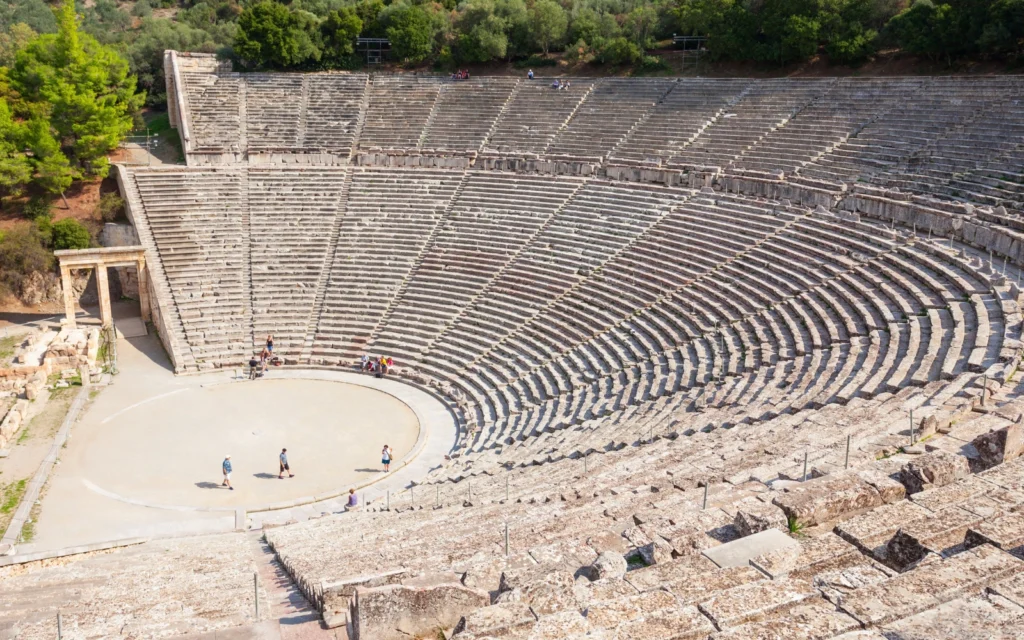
[
  {"x1": 899, "y1": 451, "x2": 972, "y2": 495},
  {"x1": 772, "y1": 472, "x2": 883, "y2": 527},
  {"x1": 970, "y1": 423, "x2": 1024, "y2": 472},
  {"x1": 733, "y1": 500, "x2": 788, "y2": 537},
  {"x1": 353, "y1": 582, "x2": 489, "y2": 640}
]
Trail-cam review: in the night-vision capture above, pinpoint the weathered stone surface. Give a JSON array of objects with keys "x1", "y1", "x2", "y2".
[
  {"x1": 979, "y1": 456, "x2": 1024, "y2": 492},
  {"x1": 586, "y1": 530, "x2": 630, "y2": 556},
  {"x1": 516, "y1": 571, "x2": 581, "y2": 616},
  {"x1": 965, "y1": 512, "x2": 1024, "y2": 556},
  {"x1": 750, "y1": 532, "x2": 859, "y2": 580},
  {"x1": 899, "y1": 451, "x2": 972, "y2": 494},
  {"x1": 697, "y1": 578, "x2": 816, "y2": 628},
  {"x1": 613, "y1": 603, "x2": 714, "y2": 640},
  {"x1": 354, "y1": 582, "x2": 489, "y2": 640},
  {"x1": 451, "y1": 602, "x2": 536, "y2": 638},
  {"x1": 580, "y1": 577, "x2": 638, "y2": 604},
  {"x1": 835, "y1": 500, "x2": 933, "y2": 555},
  {"x1": 772, "y1": 472, "x2": 883, "y2": 527},
  {"x1": 970, "y1": 423, "x2": 1024, "y2": 472},
  {"x1": 587, "y1": 551, "x2": 627, "y2": 581},
  {"x1": 623, "y1": 554, "x2": 720, "y2": 593},
  {"x1": 814, "y1": 561, "x2": 892, "y2": 604},
  {"x1": 710, "y1": 596, "x2": 860, "y2": 640},
  {"x1": 838, "y1": 544, "x2": 1023, "y2": 627},
  {"x1": 667, "y1": 566, "x2": 766, "y2": 607},
  {"x1": 885, "y1": 530, "x2": 931, "y2": 571},
  {"x1": 584, "y1": 589, "x2": 677, "y2": 629},
  {"x1": 989, "y1": 571, "x2": 1024, "y2": 609},
  {"x1": 703, "y1": 528, "x2": 800, "y2": 569},
  {"x1": 733, "y1": 500, "x2": 788, "y2": 537},
  {"x1": 528, "y1": 610, "x2": 591, "y2": 640},
  {"x1": 880, "y1": 593, "x2": 1024, "y2": 640},
  {"x1": 856, "y1": 468, "x2": 907, "y2": 504}
]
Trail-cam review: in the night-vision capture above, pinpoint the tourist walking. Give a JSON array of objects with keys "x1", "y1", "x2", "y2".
[
  {"x1": 279, "y1": 448, "x2": 293, "y2": 479},
  {"x1": 382, "y1": 444, "x2": 393, "y2": 472},
  {"x1": 222, "y1": 455, "x2": 233, "y2": 490}
]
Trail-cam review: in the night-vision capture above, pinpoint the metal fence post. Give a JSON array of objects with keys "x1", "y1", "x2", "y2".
[
  {"x1": 57, "y1": 612, "x2": 63, "y2": 640},
  {"x1": 802, "y1": 452, "x2": 808, "y2": 482},
  {"x1": 504, "y1": 522, "x2": 509, "y2": 556},
  {"x1": 909, "y1": 409, "x2": 915, "y2": 445},
  {"x1": 702, "y1": 483, "x2": 709, "y2": 510},
  {"x1": 387, "y1": 490, "x2": 390, "y2": 511},
  {"x1": 844, "y1": 435, "x2": 851, "y2": 470},
  {"x1": 254, "y1": 571, "x2": 260, "y2": 619}
]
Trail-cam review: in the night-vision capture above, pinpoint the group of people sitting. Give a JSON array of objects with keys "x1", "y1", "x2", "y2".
[
  {"x1": 249, "y1": 334, "x2": 282, "y2": 379},
  {"x1": 451, "y1": 69, "x2": 471, "y2": 80},
  {"x1": 551, "y1": 79, "x2": 571, "y2": 90},
  {"x1": 361, "y1": 354, "x2": 394, "y2": 377}
]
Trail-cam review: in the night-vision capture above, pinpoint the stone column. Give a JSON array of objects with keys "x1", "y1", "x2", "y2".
[
  {"x1": 60, "y1": 265, "x2": 76, "y2": 329},
  {"x1": 137, "y1": 258, "x2": 152, "y2": 323},
  {"x1": 96, "y1": 264, "x2": 112, "y2": 328}
]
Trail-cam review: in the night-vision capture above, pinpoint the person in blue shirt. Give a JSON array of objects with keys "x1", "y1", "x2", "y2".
[
  {"x1": 279, "y1": 448, "x2": 294, "y2": 479},
  {"x1": 222, "y1": 455, "x2": 233, "y2": 490},
  {"x1": 527, "y1": 69, "x2": 534, "y2": 79}
]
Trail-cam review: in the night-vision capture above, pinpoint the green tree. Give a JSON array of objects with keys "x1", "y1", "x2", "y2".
[
  {"x1": 623, "y1": 2, "x2": 657, "y2": 48},
  {"x1": 385, "y1": 4, "x2": 434, "y2": 62},
  {"x1": 234, "y1": 0, "x2": 321, "y2": 68},
  {"x1": 0, "y1": 22, "x2": 37, "y2": 67},
  {"x1": 51, "y1": 218, "x2": 91, "y2": 250},
  {"x1": 320, "y1": 7, "x2": 363, "y2": 66},
  {"x1": 10, "y1": 0, "x2": 143, "y2": 178},
  {"x1": 25, "y1": 118, "x2": 74, "y2": 202},
  {"x1": 0, "y1": 99, "x2": 32, "y2": 202},
  {"x1": 529, "y1": 0, "x2": 568, "y2": 54}
]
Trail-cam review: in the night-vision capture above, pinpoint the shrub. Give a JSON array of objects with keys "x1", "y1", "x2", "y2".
[
  {"x1": 0, "y1": 223, "x2": 53, "y2": 296},
  {"x1": 95, "y1": 192, "x2": 125, "y2": 222},
  {"x1": 638, "y1": 54, "x2": 669, "y2": 71},
  {"x1": 23, "y1": 197, "x2": 52, "y2": 221},
  {"x1": 51, "y1": 218, "x2": 91, "y2": 250},
  {"x1": 598, "y1": 37, "x2": 642, "y2": 65}
]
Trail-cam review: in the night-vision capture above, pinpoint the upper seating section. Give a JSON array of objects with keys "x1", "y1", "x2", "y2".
[{"x1": 168, "y1": 55, "x2": 1024, "y2": 199}]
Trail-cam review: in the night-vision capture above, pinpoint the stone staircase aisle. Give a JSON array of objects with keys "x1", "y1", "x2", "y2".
[{"x1": 249, "y1": 533, "x2": 343, "y2": 640}]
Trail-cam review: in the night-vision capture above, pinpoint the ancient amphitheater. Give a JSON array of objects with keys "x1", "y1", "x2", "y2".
[{"x1": 3, "y1": 51, "x2": 1024, "y2": 639}]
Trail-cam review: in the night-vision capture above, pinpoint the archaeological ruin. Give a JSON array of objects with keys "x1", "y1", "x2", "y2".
[{"x1": 2, "y1": 52, "x2": 1024, "y2": 639}]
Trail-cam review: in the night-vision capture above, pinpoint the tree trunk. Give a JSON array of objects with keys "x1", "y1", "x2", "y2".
[{"x1": 60, "y1": 191, "x2": 70, "y2": 209}]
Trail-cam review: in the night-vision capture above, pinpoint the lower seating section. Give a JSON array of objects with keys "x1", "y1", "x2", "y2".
[
  {"x1": 263, "y1": 394, "x2": 1024, "y2": 640},
  {"x1": 0, "y1": 533, "x2": 260, "y2": 639},
  {"x1": 248, "y1": 168, "x2": 348, "y2": 358},
  {"x1": 130, "y1": 168, "x2": 251, "y2": 369},
  {"x1": 312, "y1": 167, "x2": 464, "y2": 363},
  {"x1": 126, "y1": 167, "x2": 1015, "y2": 467},
  {"x1": 365, "y1": 172, "x2": 585, "y2": 363}
]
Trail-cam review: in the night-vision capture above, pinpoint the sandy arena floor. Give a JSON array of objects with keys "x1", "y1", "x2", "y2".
[{"x1": 18, "y1": 321, "x2": 453, "y2": 553}]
